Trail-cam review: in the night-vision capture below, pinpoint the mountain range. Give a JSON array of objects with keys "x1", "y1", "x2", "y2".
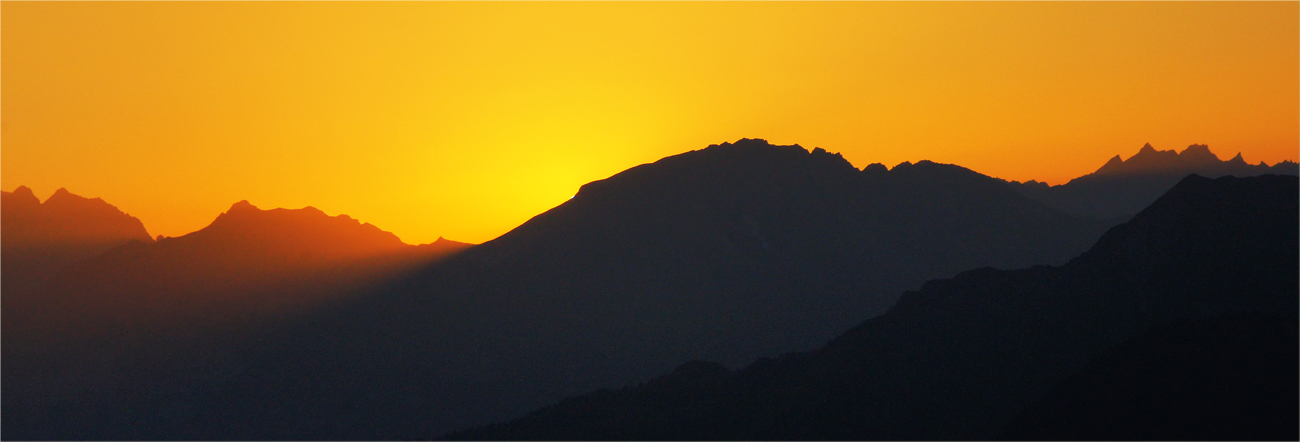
[
  {"x1": 1010, "y1": 142, "x2": 1298, "y2": 219},
  {"x1": 1, "y1": 186, "x2": 153, "y2": 295},
  {"x1": 447, "y1": 174, "x2": 1299, "y2": 440},
  {"x1": 2, "y1": 199, "x2": 471, "y2": 439},
  {"x1": 2, "y1": 139, "x2": 1296, "y2": 440}
]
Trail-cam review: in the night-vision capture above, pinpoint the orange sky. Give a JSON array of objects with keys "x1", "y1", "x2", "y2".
[{"x1": 3, "y1": 2, "x2": 1297, "y2": 244}]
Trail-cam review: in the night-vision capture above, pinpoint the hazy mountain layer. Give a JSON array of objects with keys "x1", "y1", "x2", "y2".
[
  {"x1": 1011, "y1": 143, "x2": 1299, "y2": 219},
  {"x1": 1, "y1": 186, "x2": 153, "y2": 295},
  {"x1": 2, "y1": 201, "x2": 471, "y2": 440},
  {"x1": 448, "y1": 174, "x2": 1299, "y2": 440},
  {"x1": 1004, "y1": 313, "x2": 1298, "y2": 441}
]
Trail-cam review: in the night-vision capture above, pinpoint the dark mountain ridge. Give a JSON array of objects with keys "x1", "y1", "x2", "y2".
[
  {"x1": 448, "y1": 174, "x2": 1299, "y2": 440},
  {"x1": 1011, "y1": 143, "x2": 1298, "y2": 220},
  {"x1": 50, "y1": 138, "x2": 1119, "y2": 439},
  {"x1": 15, "y1": 139, "x2": 1270, "y2": 440}
]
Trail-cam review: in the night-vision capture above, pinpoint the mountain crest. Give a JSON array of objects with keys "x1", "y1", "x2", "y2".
[
  {"x1": 1177, "y1": 144, "x2": 1219, "y2": 164},
  {"x1": 1090, "y1": 143, "x2": 1287, "y2": 178},
  {"x1": 3, "y1": 185, "x2": 42, "y2": 210},
  {"x1": 228, "y1": 199, "x2": 258, "y2": 213}
]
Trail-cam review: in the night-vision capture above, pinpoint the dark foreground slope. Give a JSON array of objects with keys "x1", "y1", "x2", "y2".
[
  {"x1": 449, "y1": 174, "x2": 1299, "y2": 441},
  {"x1": 1012, "y1": 143, "x2": 1298, "y2": 219},
  {"x1": 2, "y1": 139, "x2": 1116, "y2": 440},
  {"x1": 1005, "y1": 313, "x2": 1298, "y2": 441}
]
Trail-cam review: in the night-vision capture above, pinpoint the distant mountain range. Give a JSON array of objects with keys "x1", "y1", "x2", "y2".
[
  {"x1": 2, "y1": 139, "x2": 1295, "y2": 441},
  {"x1": 447, "y1": 174, "x2": 1299, "y2": 440},
  {"x1": 2, "y1": 198, "x2": 471, "y2": 439},
  {"x1": 1, "y1": 186, "x2": 153, "y2": 295},
  {"x1": 1011, "y1": 143, "x2": 1298, "y2": 219},
  {"x1": 29, "y1": 200, "x2": 470, "y2": 325}
]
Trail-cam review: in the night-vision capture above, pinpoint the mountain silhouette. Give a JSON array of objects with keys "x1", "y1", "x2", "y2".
[
  {"x1": 446, "y1": 174, "x2": 1299, "y2": 440},
  {"x1": 2, "y1": 201, "x2": 472, "y2": 439},
  {"x1": 1011, "y1": 143, "x2": 1298, "y2": 219},
  {"x1": 1, "y1": 186, "x2": 153, "y2": 295},
  {"x1": 1, "y1": 138, "x2": 1123, "y2": 440},
  {"x1": 20, "y1": 200, "x2": 469, "y2": 326}
]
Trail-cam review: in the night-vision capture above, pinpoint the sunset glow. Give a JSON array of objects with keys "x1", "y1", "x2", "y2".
[{"x1": 3, "y1": 2, "x2": 1296, "y2": 244}]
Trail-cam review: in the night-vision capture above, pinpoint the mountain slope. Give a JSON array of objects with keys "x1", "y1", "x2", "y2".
[
  {"x1": 111, "y1": 138, "x2": 1114, "y2": 439},
  {"x1": 1004, "y1": 313, "x2": 1298, "y2": 441},
  {"x1": 1, "y1": 139, "x2": 1118, "y2": 439},
  {"x1": 1012, "y1": 143, "x2": 1299, "y2": 219},
  {"x1": 447, "y1": 174, "x2": 1299, "y2": 440}
]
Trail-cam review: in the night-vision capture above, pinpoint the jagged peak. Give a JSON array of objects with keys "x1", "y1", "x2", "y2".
[
  {"x1": 713, "y1": 138, "x2": 776, "y2": 149},
  {"x1": 44, "y1": 187, "x2": 83, "y2": 204},
  {"x1": 1178, "y1": 143, "x2": 1219, "y2": 161},
  {"x1": 228, "y1": 200, "x2": 259, "y2": 213},
  {"x1": 1094, "y1": 154, "x2": 1125, "y2": 174},
  {"x1": 1128, "y1": 143, "x2": 1177, "y2": 159},
  {"x1": 1179, "y1": 143, "x2": 1211, "y2": 155},
  {"x1": 299, "y1": 205, "x2": 327, "y2": 217},
  {"x1": 41, "y1": 187, "x2": 119, "y2": 211},
  {"x1": 862, "y1": 163, "x2": 889, "y2": 174},
  {"x1": 706, "y1": 138, "x2": 812, "y2": 155},
  {"x1": 1227, "y1": 152, "x2": 1246, "y2": 164},
  {"x1": 4, "y1": 185, "x2": 40, "y2": 205},
  {"x1": 11, "y1": 185, "x2": 36, "y2": 198}
]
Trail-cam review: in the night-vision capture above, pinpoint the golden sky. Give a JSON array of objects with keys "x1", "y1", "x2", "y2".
[{"x1": 3, "y1": 2, "x2": 1297, "y2": 244}]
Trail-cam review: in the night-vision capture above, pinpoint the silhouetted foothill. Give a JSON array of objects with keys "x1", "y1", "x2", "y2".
[{"x1": 448, "y1": 174, "x2": 1298, "y2": 441}]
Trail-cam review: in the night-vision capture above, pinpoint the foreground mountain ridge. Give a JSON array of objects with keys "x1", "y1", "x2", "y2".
[{"x1": 447, "y1": 174, "x2": 1299, "y2": 440}]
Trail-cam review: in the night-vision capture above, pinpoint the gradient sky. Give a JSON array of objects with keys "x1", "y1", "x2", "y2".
[{"x1": 3, "y1": 2, "x2": 1297, "y2": 244}]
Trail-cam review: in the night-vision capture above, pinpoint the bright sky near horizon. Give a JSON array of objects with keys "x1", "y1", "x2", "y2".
[{"x1": 3, "y1": 2, "x2": 1297, "y2": 244}]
